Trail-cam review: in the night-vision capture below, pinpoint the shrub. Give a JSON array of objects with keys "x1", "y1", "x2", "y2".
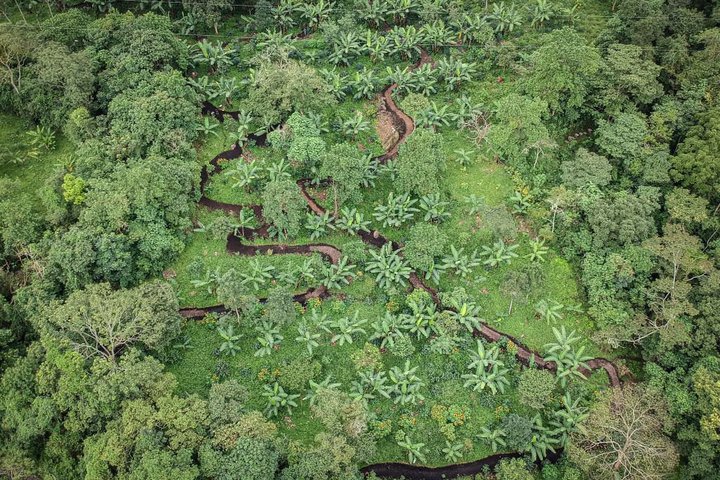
[
  {"x1": 499, "y1": 414, "x2": 534, "y2": 451},
  {"x1": 496, "y1": 458, "x2": 534, "y2": 480},
  {"x1": 389, "y1": 334, "x2": 415, "y2": 358},
  {"x1": 518, "y1": 368, "x2": 556, "y2": 410},
  {"x1": 279, "y1": 355, "x2": 321, "y2": 391},
  {"x1": 351, "y1": 343, "x2": 383, "y2": 372},
  {"x1": 404, "y1": 223, "x2": 448, "y2": 272}
]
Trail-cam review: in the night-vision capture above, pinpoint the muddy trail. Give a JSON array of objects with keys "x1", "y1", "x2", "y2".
[{"x1": 183, "y1": 50, "x2": 623, "y2": 478}]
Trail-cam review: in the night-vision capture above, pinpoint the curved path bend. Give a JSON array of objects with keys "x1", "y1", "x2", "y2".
[{"x1": 183, "y1": 51, "x2": 623, "y2": 477}]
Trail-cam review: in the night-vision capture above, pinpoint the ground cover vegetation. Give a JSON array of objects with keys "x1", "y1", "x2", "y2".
[{"x1": 1, "y1": 0, "x2": 720, "y2": 479}]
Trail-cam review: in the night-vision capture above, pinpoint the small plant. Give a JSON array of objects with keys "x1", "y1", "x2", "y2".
[
  {"x1": 262, "y1": 382, "x2": 299, "y2": 417},
  {"x1": 463, "y1": 194, "x2": 485, "y2": 215},
  {"x1": 442, "y1": 440, "x2": 464, "y2": 462},
  {"x1": 476, "y1": 427, "x2": 507, "y2": 453},
  {"x1": 525, "y1": 237, "x2": 549, "y2": 262},
  {"x1": 351, "y1": 370, "x2": 392, "y2": 401},
  {"x1": 453, "y1": 148, "x2": 475, "y2": 170},
  {"x1": 509, "y1": 190, "x2": 531, "y2": 214},
  {"x1": 534, "y1": 299, "x2": 565, "y2": 324},
  {"x1": 191, "y1": 267, "x2": 223, "y2": 294},
  {"x1": 461, "y1": 340, "x2": 510, "y2": 395},
  {"x1": 446, "y1": 299, "x2": 483, "y2": 333},
  {"x1": 26, "y1": 126, "x2": 56, "y2": 150}
]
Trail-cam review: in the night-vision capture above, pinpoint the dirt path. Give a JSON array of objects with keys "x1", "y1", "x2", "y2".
[{"x1": 186, "y1": 50, "x2": 623, "y2": 477}]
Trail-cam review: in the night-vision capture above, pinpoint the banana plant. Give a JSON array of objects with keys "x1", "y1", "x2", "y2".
[
  {"x1": 350, "y1": 67, "x2": 378, "y2": 100},
  {"x1": 528, "y1": 415, "x2": 559, "y2": 461},
  {"x1": 366, "y1": 244, "x2": 412, "y2": 291},
  {"x1": 217, "y1": 324, "x2": 243, "y2": 356},
  {"x1": 416, "y1": 102, "x2": 451, "y2": 130},
  {"x1": 241, "y1": 259, "x2": 275, "y2": 291},
  {"x1": 442, "y1": 440, "x2": 464, "y2": 462},
  {"x1": 271, "y1": 0, "x2": 298, "y2": 32},
  {"x1": 402, "y1": 295, "x2": 439, "y2": 339},
  {"x1": 305, "y1": 211, "x2": 336, "y2": 240},
  {"x1": 329, "y1": 30, "x2": 363, "y2": 65},
  {"x1": 224, "y1": 161, "x2": 261, "y2": 191},
  {"x1": 529, "y1": 0, "x2": 555, "y2": 29},
  {"x1": 419, "y1": 193, "x2": 451, "y2": 222},
  {"x1": 342, "y1": 112, "x2": 372, "y2": 139},
  {"x1": 398, "y1": 435, "x2": 427, "y2": 464},
  {"x1": 525, "y1": 237, "x2": 549, "y2": 262},
  {"x1": 476, "y1": 427, "x2": 507, "y2": 453},
  {"x1": 262, "y1": 382, "x2": 299, "y2": 417},
  {"x1": 535, "y1": 299, "x2": 565, "y2": 324},
  {"x1": 319, "y1": 68, "x2": 348, "y2": 100},
  {"x1": 409, "y1": 63, "x2": 439, "y2": 96},
  {"x1": 192, "y1": 40, "x2": 235, "y2": 72},
  {"x1": 304, "y1": 375, "x2": 342, "y2": 406},
  {"x1": 480, "y1": 240, "x2": 519, "y2": 267},
  {"x1": 191, "y1": 267, "x2": 223, "y2": 295},
  {"x1": 196, "y1": 117, "x2": 220, "y2": 138},
  {"x1": 266, "y1": 158, "x2": 292, "y2": 182},
  {"x1": 255, "y1": 321, "x2": 283, "y2": 357},
  {"x1": 462, "y1": 362, "x2": 510, "y2": 395},
  {"x1": 446, "y1": 298, "x2": 483, "y2": 333},
  {"x1": 487, "y1": 2, "x2": 523, "y2": 35},
  {"x1": 232, "y1": 209, "x2": 256, "y2": 238},
  {"x1": 437, "y1": 58, "x2": 478, "y2": 91},
  {"x1": 329, "y1": 311, "x2": 367, "y2": 346},
  {"x1": 295, "y1": 321, "x2": 321, "y2": 355},
  {"x1": 421, "y1": 20, "x2": 456, "y2": 51},
  {"x1": 550, "y1": 393, "x2": 589, "y2": 448},
  {"x1": 369, "y1": 312, "x2": 408, "y2": 349},
  {"x1": 388, "y1": 25, "x2": 423, "y2": 59},
  {"x1": 320, "y1": 256, "x2": 357, "y2": 290},
  {"x1": 389, "y1": 360, "x2": 425, "y2": 405},
  {"x1": 357, "y1": 0, "x2": 389, "y2": 28},
  {"x1": 336, "y1": 207, "x2": 371, "y2": 234},
  {"x1": 385, "y1": 65, "x2": 419, "y2": 96},
  {"x1": 351, "y1": 370, "x2": 393, "y2": 400},
  {"x1": 364, "y1": 29, "x2": 393, "y2": 62},
  {"x1": 543, "y1": 326, "x2": 592, "y2": 387},
  {"x1": 441, "y1": 245, "x2": 481, "y2": 277},
  {"x1": 372, "y1": 192, "x2": 419, "y2": 228}
]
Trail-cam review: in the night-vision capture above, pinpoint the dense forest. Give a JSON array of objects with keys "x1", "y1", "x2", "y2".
[{"x1": 1, "y1": 0, "x2": 720, "y2": 479}]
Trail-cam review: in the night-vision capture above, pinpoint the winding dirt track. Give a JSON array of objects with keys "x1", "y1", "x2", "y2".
[{"x1": 181, "y1": 51, "x2": 622, "y2": 477}]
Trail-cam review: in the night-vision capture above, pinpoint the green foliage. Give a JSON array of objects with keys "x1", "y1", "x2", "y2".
[
  {"x1": 261, "y1": 179, "x2": 307, "y2": 240},
  {"x1": 518, "y1": 368, "x2": 556, "y2": 410},
  {"x1": 396, "y1": 128, "x2": 444, "y2": 196}
]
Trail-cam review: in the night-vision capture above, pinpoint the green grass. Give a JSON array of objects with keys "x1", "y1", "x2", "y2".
[{"x1": 0, "y1": 112, "x2": 72, "y2": 206}]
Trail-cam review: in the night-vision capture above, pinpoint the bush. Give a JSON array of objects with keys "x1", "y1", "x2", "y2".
[
  {"x1": 404, "y1": 223, "x2": 448, "y2": 272},
  {"x1": 351, "y1": 343, "x2": 383, "y2": 372},
  {"x1": 517, "y1": 368, "x2": 556, "y2": 410},
  {"x1": 389, "y1": 335, "x2": 415, "y2": 357},
  {"x1": 496, "y1": 458, "x2": 534, "y2": 480},
  {"x1": 279, "y1": 355, "x2": 321, "y2": 391},
  {"x1": 499, "y1": 414, "x2": 533, "y2": 451}
]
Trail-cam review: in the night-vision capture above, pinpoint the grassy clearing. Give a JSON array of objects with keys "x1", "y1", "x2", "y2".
[{"x1": 0, "y1": 112, "x2": 72, "y2": 206}]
